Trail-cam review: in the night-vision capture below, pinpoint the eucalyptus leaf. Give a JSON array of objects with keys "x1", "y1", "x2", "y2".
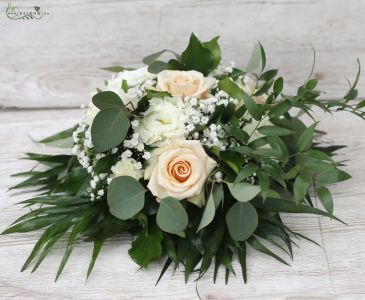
[
  {"x1": 227, "y1": 182, "x2": 261, "y2": 202},
  {"x1": 107, "y1": 176, "x2": 146, "y2": 220},
  {"x1": 226, "y1": 202, "x2": 258, "y2": 241},
  {"x1": 157, "y1": 197, "x2": 188, "y2": 234},
  {"x1": 91, "y1": 108, "x2": 130, "y2": 152},
  {"x1": 92, "y1": 91, "x2": 123, "y2": 110}
]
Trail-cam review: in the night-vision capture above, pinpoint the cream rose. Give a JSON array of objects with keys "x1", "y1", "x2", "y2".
[
  {"x1": 156, "y1": 70, "x2": 216, "y2": 99},
  {"x1": 144, "y1": 139, "x2": 217, "y2": 206}
]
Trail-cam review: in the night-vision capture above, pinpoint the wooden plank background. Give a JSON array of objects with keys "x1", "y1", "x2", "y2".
[{"x1": 1, "y1": 0, "x2": 365, "y2": 299}]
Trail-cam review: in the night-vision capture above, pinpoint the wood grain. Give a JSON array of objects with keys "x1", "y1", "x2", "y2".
[
  {"x1": 0, "y1": 108, "x2": 364, "y2": 299},
  {"x1": 1, "y1": 0, "x2": 365, "y2": 108}
]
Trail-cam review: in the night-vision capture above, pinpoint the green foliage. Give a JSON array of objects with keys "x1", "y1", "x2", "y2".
[
  {"x1": 226, "y1": 202, "x2": 258, "y2": 241},
  {"x1": 107, "y1": 176, "x2": 146, "y2": 220},
  {"x1": 5, "y1": 34, "x2": 363, "y2": 284},
  {"x1": 245, "y1": 42, "x2": 266, "y2": 72},
  {"x1": 181, "y1": 33, "x2": 221, "y2": 75},
  {"x1": 91, "y1": 108, "x2": 130, "y2": 152},
  {"x1": 156, "y1": 197, "x2": 188, "y2": 234},
  {"x1": 92, "y1": 91, "x2": 124, "y2": 110},
  {"x1": 227, "y1": 182, "x2": 261, "y2": 202},
  {"x1": 128, "y1": 225, "x2": 163, "y2": 268}
]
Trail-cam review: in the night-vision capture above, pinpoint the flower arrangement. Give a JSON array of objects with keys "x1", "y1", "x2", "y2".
[{"x1": 4, "y1": 34, "x2": 365, "y2": 283}]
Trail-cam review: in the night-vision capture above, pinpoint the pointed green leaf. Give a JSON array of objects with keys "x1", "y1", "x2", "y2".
[
  {"x1": 294, "y1": 174, "x2": 310, "y2": 204},
  {"x1": 269, "y1": 99, "x2": 292, "y2": 118},
  {"x1": 218, "y1": 78, "x2": 243, "y2": 100},
  {"x1": 243, "y1": 92, "x2": 262, "y2": 121},
  {"x1": 247, "y1": 236, "x2": 289, "y2": 265},
  {"x1": 316, "y1": 186, "x2": 334, "y2": 216},
  {"x1": 258, "y1": 125, "x2": 295, "y2": 136},
  {"x1": 273, "y1": 77, "x2": 284, "y2": 95},
  {"x1": 245, "y1": 42, "x2": 266, "y2": 72},
  {"x1": 87, "y1": 240, "x2": 104, "y2": 279},
  {"x1": 197, "y1": 185, "x2": 222, "y2": 232},
  {"x1": 297, "y1": 122, "x2": 318, "y2": 152}
]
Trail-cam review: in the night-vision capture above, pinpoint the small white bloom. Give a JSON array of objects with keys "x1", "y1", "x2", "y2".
[
  {"x1": 138, "y1": 98, "x2": 187, "y2": 146},
  {"x1": 104, "y1": 67, "x2": 155, "y2": 110},
  {"x1": 142, "y1": 152, "x2": 151, "y2": 160},
  {"x1": 215, "y1": 172, "x2": 223, "y2": 182},
  {"x1": 112, "y1": 158, "x2": 143, "y2": 180},
  {"x1": 84, "y1": 102, "x2": 100, "y2": 126},
  {"x1": 121, "y1": 150, "x2": 132, "y2": 159}
]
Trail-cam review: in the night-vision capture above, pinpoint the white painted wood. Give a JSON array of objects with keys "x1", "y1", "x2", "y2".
[
  {"x1": 0, "y1": 108, "x2": 364, "y2": 298},
  {"x1": 1, "y1": 0, "x2": 365, "y2": 108}
]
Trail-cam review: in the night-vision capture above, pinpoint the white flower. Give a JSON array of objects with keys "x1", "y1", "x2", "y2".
[
  {"x1": 104, "y1": 67, "x2": 155, "y2": 109},
  {"x1": 85, "y1": 102, "x2": 100, "y2": 126},
  {"x1": 112, "y1": 158, "x2": 143, "y2": 180},
  {"x1": 138, "y1": 98, "x2": 187, "y2": 146}
]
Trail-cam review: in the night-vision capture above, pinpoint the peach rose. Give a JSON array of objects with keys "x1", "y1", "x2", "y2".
[
  {"x1": 156, "y1": 70, "x2": 216, "y2": 99},
  {"x1": 144, "y1": 139, "x2": 217, "y2": 206}
]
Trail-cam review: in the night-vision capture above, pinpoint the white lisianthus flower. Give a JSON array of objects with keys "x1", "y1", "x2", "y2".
[
  {"x1": 104, "y1": 67, "x2": 155, "y2": 109},
  {"x1": 138, "y1": 98, "x2": 187, "y2": 146},
  {"x1": 111, "y1": 158, "x2": 143, "y2": 181}
]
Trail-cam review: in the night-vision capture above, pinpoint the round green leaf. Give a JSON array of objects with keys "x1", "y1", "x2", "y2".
[
  {"x1": 107, "y1": 176, "x2": 146, "y2": 220},
  {"x1": 91, "y1": 108, "x2": 130, "y2": 152},
  {"x1": 226, "y1": 202, "x2": 258, "y2": 241},
  {"x1": 227, "y1": 182, "x2": 261, "y2": 202},
  {"x1": 157, "y1": 197, "x2": 188, "y2": 234},
  {"x1": 92, "y1": 91, "x2": 123, "y2": 110}
]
